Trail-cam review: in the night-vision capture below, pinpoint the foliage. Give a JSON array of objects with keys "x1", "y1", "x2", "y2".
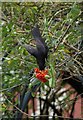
[{"x1": 1, "y1": 2, "x2": 83, "y2": 119}]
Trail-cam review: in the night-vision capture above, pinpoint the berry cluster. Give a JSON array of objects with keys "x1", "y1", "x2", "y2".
[{"x1": 34, "y1": 68, "x2": 48, "y2": 83}]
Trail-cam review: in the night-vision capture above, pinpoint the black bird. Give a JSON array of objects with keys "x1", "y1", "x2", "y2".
[{"x1": 24, "y1": 24, "x2": 48, "y2": 70}]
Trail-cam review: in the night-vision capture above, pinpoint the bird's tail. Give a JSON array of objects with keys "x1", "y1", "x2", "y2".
[{"x1": 32, "y1": 24, "x2": 42, "y2": 39}]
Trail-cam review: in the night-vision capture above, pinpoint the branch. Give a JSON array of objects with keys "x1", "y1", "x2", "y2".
[
  {"x1": 70, "y1": 93, "x2": 78, "y2": 118},
  {"x1": 54, "y1": 11, "x2": 81, "y2": 51}
]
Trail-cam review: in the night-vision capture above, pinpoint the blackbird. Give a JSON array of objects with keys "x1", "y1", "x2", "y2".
[{"x1": 24, "y1": 24, "x2": 48, "y2": 70}]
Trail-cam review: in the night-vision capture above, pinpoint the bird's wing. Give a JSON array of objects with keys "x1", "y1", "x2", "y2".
[
  {"x1": 32, "y1": 25, "x2": 47, "y2": 54},
  {"x1": 23, "y1": 44, "x2": 38, "y2": 57}
]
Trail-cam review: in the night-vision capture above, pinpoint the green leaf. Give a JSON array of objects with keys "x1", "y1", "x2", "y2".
[
  {"x1": 67, "y1": 3, "x2": 80, "y2": 22},
  {"x1": 48, "y1": 63, "x2": 56, "y2": 88}
]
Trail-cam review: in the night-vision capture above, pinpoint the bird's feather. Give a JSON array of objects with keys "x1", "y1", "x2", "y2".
[{"x1": 23, "y1": 44, "x2": 38, "y2": 57}]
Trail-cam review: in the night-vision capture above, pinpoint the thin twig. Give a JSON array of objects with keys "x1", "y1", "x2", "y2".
[
  {"x1": 4, "y1": 95, "x2": 29, "y2": 116},
  {"x1": 54, "y1": 12, "x2": 81, "y2": 51},
  {"x1": 64, "y1": 41, "x2": 80, "y2": 52},
  {"x1": 0, "y1": 83, "x2": 23, "y2": 92}
]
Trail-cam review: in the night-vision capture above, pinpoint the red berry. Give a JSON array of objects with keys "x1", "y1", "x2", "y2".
[{"x1": 34, "y1": 68, "x2": 48, "y2": 83}]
